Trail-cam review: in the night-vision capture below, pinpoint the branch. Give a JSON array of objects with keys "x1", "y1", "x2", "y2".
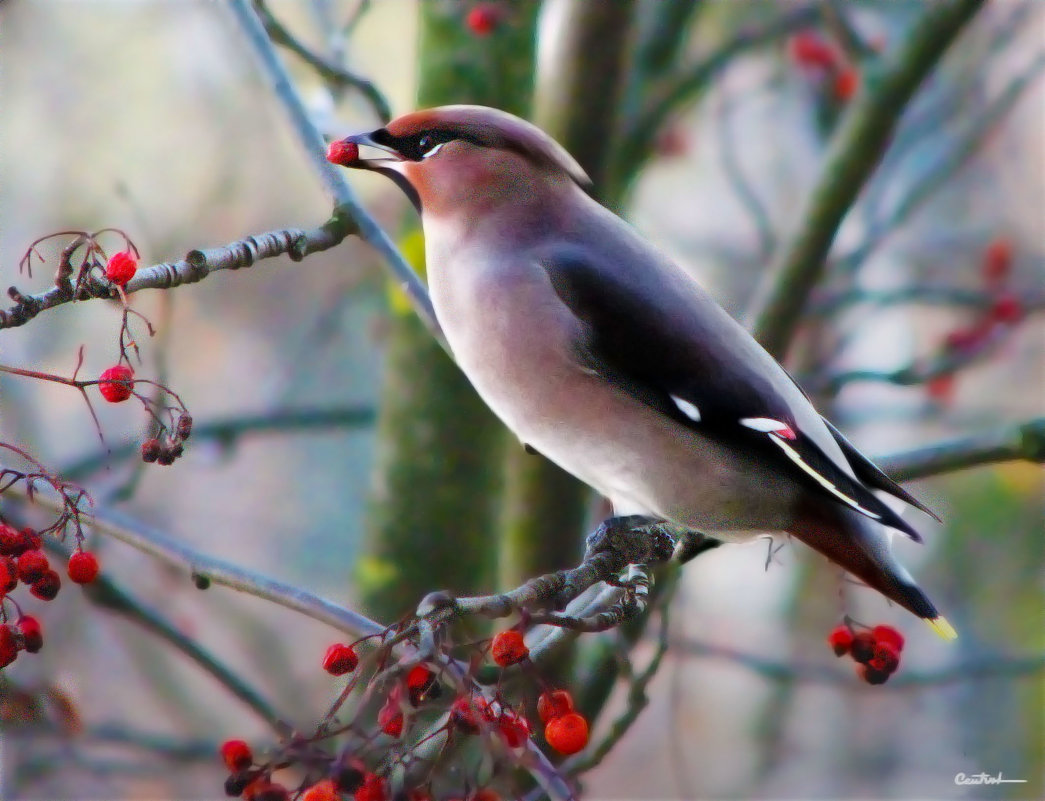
[
  {"x1": 225, "y1": 0, "x2": 441, "y2": 341},
  {"x1": 877, "y1": 418, "x2": 1045, "y2": 482},
  {"x1": 673, "y1": 637, "x2": 1045, "y2": 687},
  {"x1": 37, "y1": 537, "x2": 289, "y2": 736},
  {"x1": 0, "y1": 222, "x2": 352, "y2": 331},
  {"x1": 252, "y1": 0, "x2": 392, "y2": 123},
  {"x1": 61, "y1": 405, "x2": 375, "y2": 479},
  {"x1": 747, "y1": 0, "x2": 987, "y2": 358},
  {"x1": 4, "y1": 483, "x2": 386, "y2": 639}
]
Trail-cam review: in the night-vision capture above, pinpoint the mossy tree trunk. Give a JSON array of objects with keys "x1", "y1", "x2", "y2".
[{"x1": 359, "y1": 1, "x2": 540, "y2": 622}]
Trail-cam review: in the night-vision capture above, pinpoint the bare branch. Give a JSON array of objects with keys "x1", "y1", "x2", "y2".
[
  {"x1": 253, "y1": 0, "x2": 392, "y2": 123},
  {"x1": 877, "y1": 418, "x2": 1045, "y2": 482},
  {"x1": 0, "y1": 221, "x2": 354, "y2": 331},
  {"x1": 673, "y1": 636, "x2": 1045, "y2": 687},
  {"x1": 225, "y1": 0, "x2": 441, "y2": 341},
  {"x1": 747, "y1": 0, "x2": 988, "y2": 358}
]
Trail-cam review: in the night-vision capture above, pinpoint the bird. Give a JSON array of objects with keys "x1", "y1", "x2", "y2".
[{"x1": 328, "y1": 104, "x2": 956, "y2": 639}]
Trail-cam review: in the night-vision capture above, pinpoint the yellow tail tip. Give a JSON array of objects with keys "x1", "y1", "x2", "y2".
[{"x1": 927, "y1": 616, "x2": 958, "y2": 641}]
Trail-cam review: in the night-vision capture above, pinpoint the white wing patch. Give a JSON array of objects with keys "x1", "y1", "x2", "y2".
[
  {"x1": 670, "y1": 395, "x2": 701, "y2": 422},
  {"x1": 740, "y1": 417, "x2": 797, "y2": 439},
  {"x1": 767, "y1": 432, "x2": 881, "y2": 519}
]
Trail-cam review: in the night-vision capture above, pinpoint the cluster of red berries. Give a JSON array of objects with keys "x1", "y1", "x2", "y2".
[
  {"x1": 105, "y1": 250, "x2": 139, "y2": 287},
  {"x1": 827, "y1": 622, "x2": 905, "y2": 685},
  {"x1": 788, "y1": 31, "x2": 860, "y2": 102},
  {"x1": 141, "y1": 412, "x2": 193, "y2": 466},
  {"x1": 465, "y1": 4, "x2": 500, "y2": 36},
  {"x1": 928, "y1": 237, "x2": 1023, "y2": 402},
  {"x1": 538, "y1": 689, "x2": 588, "y2": 755},
  {"x1": 0, "y1": 522, "x2": 99, "y2": 669}
]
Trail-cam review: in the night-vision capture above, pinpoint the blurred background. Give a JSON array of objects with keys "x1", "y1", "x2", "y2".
[{"x1": 0, "y1": 1, "x2": 1042, "y2": 799}]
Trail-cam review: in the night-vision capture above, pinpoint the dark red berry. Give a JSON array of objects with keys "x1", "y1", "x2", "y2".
[
  {"x1": 176, "y1": 413, "x2": 193, "y2": 439},
  {"x1": 98, "y1": 365, "x2": 134, "y2": 403},
  {"x1": 788, "y1": 32, "x2": 837, "y2": 69},
  {"x1": 826, "y1": 624, "x2": 854, "y2": 657},
  {"x1": 18, "y1": 616, "x2": 43, "y2": 653},
  {"x1": 224, "y1": 772, "x2": 252, "y2": 797},
  {"x1": 322, "y1": 643, "x2": 358, "y2": 676},
  {"x1": 141, "y1": 439, "x2": 161, "y2": 462},
  {"x1": 68, "y1": 551, "x2": 99, "y2": 584},
  {"x1": 221, "y1": 739, "x2": 253, "y2": 772},
  {"x1": 0, "y1": 525, "x2": 22, "y2": 556},
  {"x1": 355, "y1": 773, "x2": 387, "y2": 801},
  {"x1": 496, "y1": 709, "x2": 531, "y2": 748},
  {"x1": 859, "y1": 663, "x2": 891, "y2": 685},
  {"x1": 990, "y1": 293, "x2": 1023, "y2": 324},
  {"x1": 17, "y1": 550, "x2": 49, "y2": 583},
  {"x1": 330, "y1": 757, "x2": 366, "y2": 792},
  {"x1": 871, "y1": 642, "x2": 901, "y2": 673},
  {"x1": 0, "y1": 558, "x2": 16, "y2": 595},
  {"x1": 850, "y1": 631, "x2": 876, "y2": 664},
  {"x1": 870, "y1": 625, "x2": 905, "y2": 652},
  {"x1": 30, "y1": 569, "x2": 61, "y2": 600},
  {"x1": 0, "y1": 626, "x2": 17, "y2": 668},
  {"x1": 450, "y1": 694, "x2": 490, "y2": 734}
]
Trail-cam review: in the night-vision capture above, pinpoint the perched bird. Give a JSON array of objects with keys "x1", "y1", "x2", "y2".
[{"x1": 330, "y1": 105, "x2": 955, "y2": 638}]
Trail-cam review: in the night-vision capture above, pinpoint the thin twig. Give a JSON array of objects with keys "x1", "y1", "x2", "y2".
[
  {"x1": 224, "y1": 0, "x2": 441, "y2": 341},
  {"x1": 253, "y1": 0, "x2": 391, "y2": 122},
  {"x1": 877, "y1": 418, "x2": 1045, "y2": 482}
]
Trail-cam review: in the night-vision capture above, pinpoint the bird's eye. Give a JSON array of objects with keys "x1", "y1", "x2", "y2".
[{"x1": 418, "y1": 135, "x2": 433, "y2": 152}]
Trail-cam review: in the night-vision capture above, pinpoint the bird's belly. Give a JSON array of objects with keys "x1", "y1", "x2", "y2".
[{"x1": 433, "y1": 274, "x2": 797, "y2": 534}]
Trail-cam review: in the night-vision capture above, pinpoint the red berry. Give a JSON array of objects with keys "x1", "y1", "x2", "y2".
[
  {"x1": 496, "y1": 709, "x2": 531, "y2": 748},
  {"x1": 450, "y1": 694, "x2": 490, "y2": 733},
  {"x1": 833, "y1": 66, "x2": 859, "y2": 101},
  {"x1": 870, "y1": 642, "x2": 900, "y2": 674},
  {"x1": 322, "y1": 643, "x2": 358, "y2": 676},
  {"x1": 544, "y1": 712, "x2": 588, "y2": 755},
  {"x1": 826, "y1": 624, "x2": 854, "y2": 657},
  {"x1": 0, "y1": 525, "x2": 22, "y2": 556},
  {"x1": 220, "y1": 738, "x2": 253, "y2": 772},
  {"x1": 17, "y1": 550, "x2": 49, "y2": 584},
  {"x1": 858, "y1": 663, "x2": 890, "y2": 685},
  {"x1": 30, "y1": 569, "x2": 61, "y2": 600},
  {"x1": 990, "y1": 293, "x2": 1023, "y2": 324},
  {"x1": 926, "y1": 373, "x2": 956, "y2": 404},
  {"x1": 406, "y1": 663, "x2": 433, "y2": 690},
  {"x1": 982, "y1": 237, "x2": 1012, "y2": 285},
  {"x1": 98, "y1": 365, "x2": 134, "y2": 403},
  {"x1": 0, "y1": 558, "x2": 15, "y2": 595},
  {"x1": 20, "y1": 529, "x2": 42, "y2": 552},
  {"x1": 300, "y1": 779, "x2": 340, "y2": 801},
  {"x1": 943, "y1": 328, "x2": 979, "y2": 353},
  {"x1": 378, "y1": 692, "x2": 404, "y2": 738},
  {"x1": 355, "y1": 773, "x2": 387, "y2": 801},
  {"x1": 490, "y1": 629, "x2": 528, "y2": 667},
  {"x1": 537, "y1": 689, "x2": 574, "y2": 723},
  {"x1": 105, "y1": 250, "x2": 138, "y2": 286},
  {"x1": 465, "y1": 4, "x2": 499, "y2": 36},
  {"x1": 68, "y1": 551, "x2": 99, "y2": 584},
  {"x1": 18, "y1": 616, "x2": 43, "y2": 653},
  {"x1": 850, "y1": 631, "x2": 876, "y2": 664},
  {"x1": 253, "y1": 782, "x2": 290, "y2": 801},
  {"x1": 0, "y1": 626, "x2": 17, "y2": 668},
  {"x1": 788, "y1": 32, "x2": 837, "y2": 69},
  {"x1": 870, "y1": 624, "x2": 905, "y2": 652},
  {"x1": 326, "y1": 139, "x2": 359, "y2": 166}
]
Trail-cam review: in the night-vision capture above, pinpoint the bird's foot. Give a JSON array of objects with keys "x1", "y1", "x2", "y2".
[{"x1": 584, "y1": 515, "x2": 679, "y2": 567}]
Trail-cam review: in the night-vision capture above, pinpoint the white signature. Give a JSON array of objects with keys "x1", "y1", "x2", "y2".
[{"x1": 954, "y1": 772, "x2": 1027, "y2": 786}]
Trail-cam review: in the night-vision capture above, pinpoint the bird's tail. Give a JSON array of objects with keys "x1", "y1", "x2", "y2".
[{"x1": 789, "y1": 499, "x2": 957, "y2": 640}]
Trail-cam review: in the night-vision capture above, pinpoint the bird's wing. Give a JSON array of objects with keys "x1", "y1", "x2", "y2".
[{"x1": 538, "y1": 245, "x2": 923, "y2": 541}]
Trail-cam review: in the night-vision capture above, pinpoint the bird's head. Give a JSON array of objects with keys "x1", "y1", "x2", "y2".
[{"x1": 328, "y1": 105, "x2": 590, "y2": 217}]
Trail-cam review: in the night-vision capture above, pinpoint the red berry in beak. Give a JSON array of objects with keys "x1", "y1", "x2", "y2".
[{"x1": 327, "y1": 140, "x2": 360, "y2": 166}]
